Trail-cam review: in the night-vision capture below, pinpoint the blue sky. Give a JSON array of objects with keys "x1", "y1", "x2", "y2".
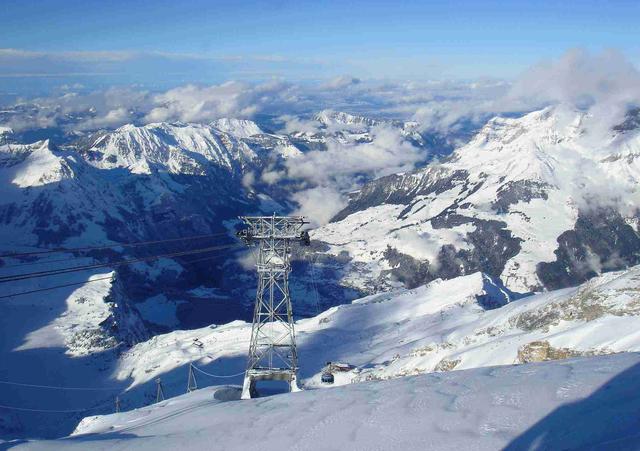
[{"x1": 1, "y1": 0, "x2": 639, "y2": 93}]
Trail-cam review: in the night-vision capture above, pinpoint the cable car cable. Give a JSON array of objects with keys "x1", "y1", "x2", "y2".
[
  {"x1": 0, "y1": 231, "x2": 231, "y2": 259},
  {"x1": 0, "y1": 243, "x2": 240, "y2": 284}
]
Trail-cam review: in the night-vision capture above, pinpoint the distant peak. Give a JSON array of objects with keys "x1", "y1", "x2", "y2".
[
  {"x1": 314, "y1": 110, "x2": 379, "y2": 127},
  {"x1": 210, "y1": 118, "x2": 263, "y2": 138}
]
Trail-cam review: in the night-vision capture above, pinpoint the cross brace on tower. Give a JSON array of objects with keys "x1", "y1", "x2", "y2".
[{"x1": 237, "y1": 214, "x2": 311, "y2": 399}]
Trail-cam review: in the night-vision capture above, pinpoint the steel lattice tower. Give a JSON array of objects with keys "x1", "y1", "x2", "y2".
[{"x1": 237, "y1": 215, "x2": 310, "y2": 399}]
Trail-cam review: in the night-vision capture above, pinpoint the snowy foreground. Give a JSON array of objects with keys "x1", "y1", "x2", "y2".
[{"x1": 8, "y1": 352, "x2": 640, "y2": 450}]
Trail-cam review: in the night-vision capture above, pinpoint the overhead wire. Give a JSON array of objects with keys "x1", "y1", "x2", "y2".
[
  {"x1": 0, "y1": 243, "x2": 245, "y2": 299},
  {"x1": 1, "y1": 255, "x2": 94, "y2": 269},
  {"x1": 0, "y1": 231, "x2": 231, "y2": 259},
  {"x1": 191, "y1": 364, "x2": 245, "y2": 379},
  {"x1": 0, "y1": 379, "x2": 122, "y2": 391},
  {"x1": 0, "y1": 242, "x2": 240, "y2": 284},
  {"x1": 0, "y1": 400, "x2": 115, "y2": 413},
  {"x1": 0, "y1": 233, "x2": 250, "y2": 413},
  {"x1": 0, "y1": 275, "x2": 115, "y2": 300},
  {"x1": 2, "y1": 242, "x2": 244, "y2": 270}
]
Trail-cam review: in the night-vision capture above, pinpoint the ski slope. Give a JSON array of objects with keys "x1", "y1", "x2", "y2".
[{"x1": 9, "y1": 352, "x2": 640, "y2": 450}]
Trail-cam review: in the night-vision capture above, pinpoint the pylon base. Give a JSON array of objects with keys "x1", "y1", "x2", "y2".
[{"x1": 241, "y1": 369, "x2": 301, "y2": 399}]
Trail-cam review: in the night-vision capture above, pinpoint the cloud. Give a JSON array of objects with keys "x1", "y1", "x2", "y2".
[
  {"x1": 321, "y1": 75, "x2": 361, "y2": 90},
  {"x1": 282, "y1": 125, "x2": 423, "y2": 225},
  {"x1": 291, "y1": 186, "x2": 347, "y2": 227},
  {"x1": 241, "y1": 171, "x2": 256, "y2": 190},
  {"x1": 75, "y1": 107, "x2": 132, "y2": 130},
  {"x1": 0, "y1": 86, "x2": 153, "y2": 132},
  {"x1": 286, "y1": 125, "x2": 422, "y2": 184},
  {"x1": 278, "y1": 115, "x2": 321, "y2": 135},
  {"x1": 490, "y1": 49, "x2": 640, "y2": 140},
  {"x1": 143, "y1": 80, "x2": 308, "y2": 124},
  {"x1": 505, "y1": 49, "x2": 640, "y2": 110},
  {"x1": 2, "y1": 48, "x2": 639, "y2": 148}
]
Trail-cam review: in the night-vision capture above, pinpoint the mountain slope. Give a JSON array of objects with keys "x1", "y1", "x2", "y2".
[
  {"x1": 106, "y1": 264, "x2": 640, "y2": 393},
  {"x1": 313, "y1": 106, "x2": 640, "y2": 294},
  {"x1": 4, "y1": 262, "x2": 640, "y2": 440}
]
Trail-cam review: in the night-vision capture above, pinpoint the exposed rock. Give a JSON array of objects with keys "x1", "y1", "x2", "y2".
[
  {"x1": 516, "y1": 340, "x2": 608, "y2": 364},
  {"x1": 537, "y1": 208, "x2": 640, "y2": 290},
  {"x1": 434, "y1": 358, "x2": 461, "y2": 372},
  {"x1": 492, "y1": 180, "x2": 549, "y2": 213},
  {"x1": 511, "y1": 275, "x2": 640, "y2": 332}
]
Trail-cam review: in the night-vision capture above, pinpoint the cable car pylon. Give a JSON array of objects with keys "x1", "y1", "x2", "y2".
[{"x1": 236, "y1": 214, "x2": 311, "y2": 399}]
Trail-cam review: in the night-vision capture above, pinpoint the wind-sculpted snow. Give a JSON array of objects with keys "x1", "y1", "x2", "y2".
[
  {"x1": 315, "y1": 106, "x2": 640, "y2": 293},
  {"x1": 12, "y1": 353, "x2": 640, "y2": 450}
]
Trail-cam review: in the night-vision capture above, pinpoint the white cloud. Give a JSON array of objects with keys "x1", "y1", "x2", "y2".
[
  {"x1": 505, "y1": 49, "x2": 640, "y2": 110},
  {"x1": 286, "y1": 125, "x2": 422, "y2": 185},
  {"x1": 143, "y1": 81, "x2": 304, "y2": 124},
  {"x1": 278, "y1": 115, "x2": 321, "y2": 135},
  {"x1": 241, "y1": 171, "x2": 255, "y2": 190},
  {"x1": 2, "y1": 48, "x2": 639, "y2": 152},
  {"x1": 321, "y1": 75, "x2": 361, "y2": 90},
  {"x1": 261, "y1": 169, "x2": 285, "y2": 185},
  {"x1": 281, "y1": 125, "x2": 423, "y2": 225},
  {"x1": 291, "y1": 186, "x2": 347, "y2": 227}
]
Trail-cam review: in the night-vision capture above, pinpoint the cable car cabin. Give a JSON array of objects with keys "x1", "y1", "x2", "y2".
[
  {"x1": 321, "y1": 371, "x2": 334, "y2": 384},
  {"x1": 300, "y1": 230, "x2": 311, "y2": 246}
]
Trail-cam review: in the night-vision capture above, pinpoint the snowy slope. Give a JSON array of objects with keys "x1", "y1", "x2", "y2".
[
  {"x1": 314, "y1": 106, "x2": 640, "y2": 293},
  {"x1": 83, "y1": 122, "x2": 259, "y2": 175},
  {"x1": 0, "y1": 257, "x2": 147, "y2": 439},
  {"x1": 4, "y1": 263, "x2": 640, "y2": 441},
  {"x1": 211, "y1": 118, "x2": 263, "y2": 138},
  {"x1": 102, "y1": 265, "x2": 640, "y2": 393},
  {"x1": 11, "y1": 352, "x2": 640, "y2": 450}
]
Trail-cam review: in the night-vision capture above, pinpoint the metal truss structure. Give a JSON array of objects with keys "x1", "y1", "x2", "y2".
[{"x1": 237, "y1": 215, "x2": 310, "y2": 399}]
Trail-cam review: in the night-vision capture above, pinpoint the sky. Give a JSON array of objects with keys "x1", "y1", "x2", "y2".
[
  {"x1": 1, "y1": 0, "x2": 640, "y2": 94},
  {"x1": 1, "y1": 1, "x2": 640, "y2": 225}
]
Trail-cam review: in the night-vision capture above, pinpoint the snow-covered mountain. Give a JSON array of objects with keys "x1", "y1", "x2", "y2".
[
  {"x1": 210, "y1": 118, "x2": 264, "y2": 138},
  {"x1": 103, "y1": 264, "x2": 640, "y2": 393},
  {"x1": 5, "y1": 106, "x2": 640, "y2": 443},
  {"x1": 4, "y1": 257, "x2": 640, "y2": 439},
  {"x1": 0, "y1": 110, "x2": 442, "y2": 331},
  {"x1": 313, "y1": 106, "x2": 640, "y2": 294},
  {"x1": 81, "y1": 122, "x2": 259, "y2": 175},
  {"x1": 286, "y1": 110, "x2": 431, "y2": 151},
  {"x1": 0, "y1": 127, "x2": 260, "y2": 339}
]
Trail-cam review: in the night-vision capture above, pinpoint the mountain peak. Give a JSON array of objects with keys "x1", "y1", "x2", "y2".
[
  {"x1": 87, "y1": 122, "x2": 256, "y2": 175},
  {"x1": 210, "y1": 118, "x2": 263, "y2": 138},
  {"x1": 314, "y1": 110, "x2": 380, "y2": 128}
]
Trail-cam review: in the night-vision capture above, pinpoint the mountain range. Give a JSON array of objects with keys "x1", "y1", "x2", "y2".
[{"x1": 3, "y1": 105, "x2": 640, "y2": 441}]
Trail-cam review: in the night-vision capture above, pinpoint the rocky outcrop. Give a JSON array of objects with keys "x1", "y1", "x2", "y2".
[{"x1": 516, "y1": 341, "x2": 608, "y2": 363}]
